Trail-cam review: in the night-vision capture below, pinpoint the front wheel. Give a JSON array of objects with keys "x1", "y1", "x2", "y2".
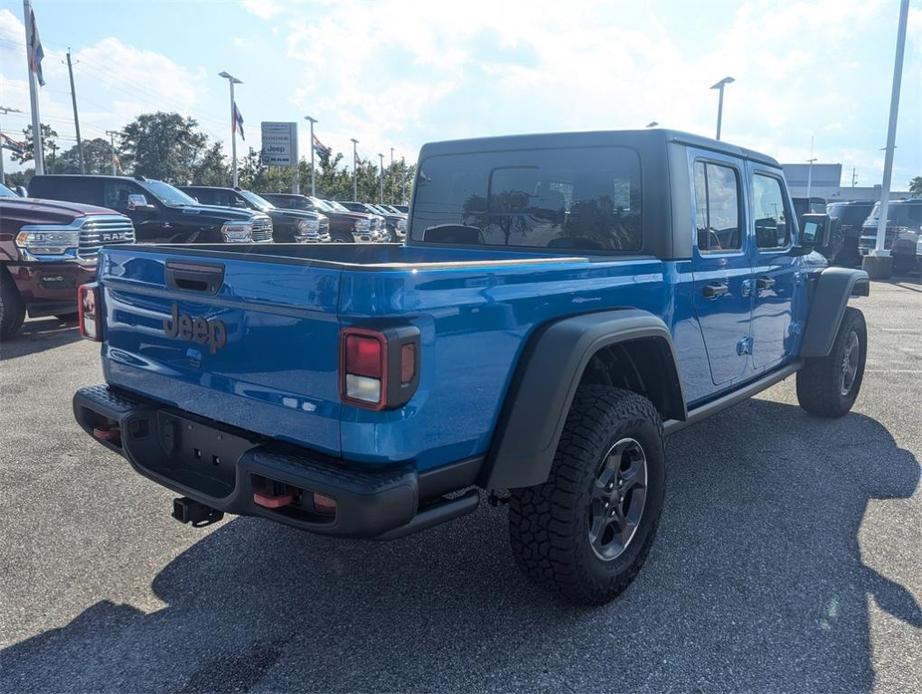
[
  {"x1": 508, "y1": 386, "x2": 665, "y2": 605},
  {"x1": 0, "y1": 270, "x2": 26, "y2": 340},
  {"x1": 796, "y1": 307, "x2": 866, "y2": 418}
]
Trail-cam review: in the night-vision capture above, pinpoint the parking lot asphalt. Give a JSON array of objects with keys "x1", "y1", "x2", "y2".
[{"x1": 1, "y1": 277, "x2": 920, "y2": 694}]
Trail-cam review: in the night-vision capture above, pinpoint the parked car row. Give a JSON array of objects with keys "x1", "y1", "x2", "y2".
[
  {"x1": 0, "y1": 174, "x2": 412, "y2": 339},
  {"x1": 792, "y1": 195, "x2": 921, "y2": 272}
]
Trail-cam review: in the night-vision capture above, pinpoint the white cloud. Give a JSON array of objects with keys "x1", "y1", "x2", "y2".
[{"x1": 242, "y1": 0, "x2": 283, "y2": 20}]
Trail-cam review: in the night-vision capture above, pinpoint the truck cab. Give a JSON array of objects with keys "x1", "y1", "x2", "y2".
[{"x1": 72, "y1": 129, "x2": 867, "y2": 605}]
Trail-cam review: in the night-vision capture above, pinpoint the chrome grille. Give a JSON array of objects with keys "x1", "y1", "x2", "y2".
[
  {"x1": 78, "y1": 216, "x2": 136, "y2": 259},
  {"x1": 252, "y1": 216, "x2": 273, "y2": 242}
]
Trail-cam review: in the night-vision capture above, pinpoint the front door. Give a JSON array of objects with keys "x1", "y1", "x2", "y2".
[
  {"x1": 748, "y1": 168, "x2": 796, "y2": 372},
  {"x1": 689, "y1": 152, "x2": 753, "y2": 386}
]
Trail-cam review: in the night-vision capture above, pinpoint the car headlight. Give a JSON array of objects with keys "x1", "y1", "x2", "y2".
[
  {"x1": 15, "y1": 229, "x2": 80, "y2": 255},
  {"x1": 397, "y1": 218, "x2": 407, "y2": 232},
  {"x1": 297, "y1": 219, "x2": 320, "y2": 234},
  {"x1": 221, "y1": 221, "x2": 253, "y2": 242},
  {"x1": 354, "y1": 219, "x2": 371, "y2": 232}
]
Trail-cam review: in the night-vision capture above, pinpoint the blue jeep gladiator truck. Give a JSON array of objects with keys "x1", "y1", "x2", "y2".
[{"x1": 73, "y1": 130, "x2": 869, "y2": 604}]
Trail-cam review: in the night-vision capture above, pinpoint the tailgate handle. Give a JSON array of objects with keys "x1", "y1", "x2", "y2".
[{"x1": 165, "y1": 261, "x2": 225, "y2": 294}]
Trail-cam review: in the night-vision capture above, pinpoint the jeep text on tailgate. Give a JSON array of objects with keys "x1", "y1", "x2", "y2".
[{"x1": 73, "y1": 130, "x2": 869, "y2": 604}]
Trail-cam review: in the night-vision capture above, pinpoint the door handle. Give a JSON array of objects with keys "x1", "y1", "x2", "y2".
[
  {"x1": 756, "y1": 276, "x2": 776, "y2": 290},
  {"x1": 702, "y1": 283, "x2": 729, "y2": 299}
]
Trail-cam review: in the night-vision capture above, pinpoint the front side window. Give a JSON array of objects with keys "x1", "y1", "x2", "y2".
[
  {"x1": 140, "y1": 180, "x2": 197, "y2": 207},
  {"x1": 103, "y1": 181, "x2": 140, "y2": 211},
  {"x1": 752, "y1": 174, "x2": 790, "y2": 248},
  {"x1": 411, "y1": 146, "x2": 642, "y2": 251},
  {"x1": 694, "y1": 161, "x2": 741, "y2": 252}
]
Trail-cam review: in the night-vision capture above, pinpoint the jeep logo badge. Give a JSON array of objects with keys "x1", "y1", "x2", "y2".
[{"x1": 163, "y1": 304, "x2": 227, "y2": 354}]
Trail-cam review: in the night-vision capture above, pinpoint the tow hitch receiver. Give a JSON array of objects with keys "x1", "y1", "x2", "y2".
[{"x1": 172, "y1": 497, "x2": 224, "y2": 527}]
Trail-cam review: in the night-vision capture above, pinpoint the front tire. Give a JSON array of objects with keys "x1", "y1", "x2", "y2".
[
  {"x1": 509, "y1": 386, "x2": 665, "y2": 605},
  {"x1": 796, "y1": 307, "x2": 866, "y2": 418},
  {"x1": 0, "y1": 270, "x2": 26, "y2": 340}
]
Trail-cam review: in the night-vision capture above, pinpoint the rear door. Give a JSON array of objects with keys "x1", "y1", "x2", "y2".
[
  {"x1": 748, "y1": 166, "x2": 796, "y2": 372},
  {"x1": 100, "y1": 246, "x2": 343, "y2": 454},
  {"x1": 688, "y1": 150, "x2": 753, "y2": 386}
]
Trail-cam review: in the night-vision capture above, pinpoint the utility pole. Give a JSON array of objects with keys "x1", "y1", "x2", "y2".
[
  {"x1": 65, "y1": 49, "x2": 84, "y2": 173},
  {"x1": 0, "y1": 106, "x2": 23, "y2": 186},
  {"x1": 378, "y1": 153, "x2": 384, "y2": 203},
  {"x1": 851, "y1": 167, "x2": 857, "y2": 187},
  {"x1": 48, "y1": 140, "x2": 55, "y2": 169},
  {"x1": 350, "y1": 138, "x2": 358, "y2": 200},
  {"x1": 23, "y1": 0, "x2": 44, "y2": 175},
  {"x1": 305, "y1": 115, "x2": 317, "y2": 196},
  {"x1": 401, "y1": 156, "x2": 407, "y2": 203},
  {"x1": 710, "y1": 76, "x2": 734, "y2": 141},
  {"x1": 105, "y1": 130, "x2": 119, "y2": 175},
  {"x1": 805, "y1": 136, "x2": 817, "y2": 199},
  {"x1": 218, "y1": 71, "x2": 242, "y2": 187}
]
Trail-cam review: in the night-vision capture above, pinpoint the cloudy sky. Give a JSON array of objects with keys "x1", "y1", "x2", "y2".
[{"x1": 1, "y1": 0, "x2": 920, "y2": 188}]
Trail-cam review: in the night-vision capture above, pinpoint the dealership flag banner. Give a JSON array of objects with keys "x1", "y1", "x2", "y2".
[
  {"x1": 233, "y1": 102, "x2": 245, "y2": 141},
  {"x1": 312, "y1": 134, "x2": 331, "y2": 157},
  {"x1": 28, "y1": 6, "x2": 45, "y2": 86}
]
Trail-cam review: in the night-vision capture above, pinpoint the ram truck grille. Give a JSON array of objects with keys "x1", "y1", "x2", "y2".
[
  {"x1": 78, "y1": 216, "x2": 136, "y2": 260},
  {"x1": 252, "y1": 217, "x2": 273, "y2": 242}
]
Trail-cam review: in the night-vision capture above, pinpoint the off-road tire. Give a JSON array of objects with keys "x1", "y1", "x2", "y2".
[
  {"x1": 796, "y1": 307, "x2": 866, "y2": 418},
  {"x1": 508, "y1": 386, "x2": 666, "y2": 605},
  {"x1": 0, "y1": 270, "x2": 26, "y2": 340}
]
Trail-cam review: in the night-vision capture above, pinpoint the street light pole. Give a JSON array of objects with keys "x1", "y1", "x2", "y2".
[
  {"x1": 219, "y1": 71, "x2": 242, "y2": 187},
  {"x1": 378, "y1": 153, "x2": 384, "y2": 203},
  {"x1": 351, "y1": 138, "x2": 359, "y2": 200},
  {"x1": 305, "y1": 115, "x2": 317, "y2": 197},
  {"x1": 23, "y1": 0, "x2": 44, "y2": 175},
  {"x1": 806, "y1": 135, "x2": 817, "y2": 199},
  {"x1": 105, "y1": 130, "x2": 119, "y2": 175},
  {"x1": 710, "y1": 76, "x2": 734, "y2": 141},
  {"x1": 875, "y1": 0, "x2": 909, "y2": 256}
]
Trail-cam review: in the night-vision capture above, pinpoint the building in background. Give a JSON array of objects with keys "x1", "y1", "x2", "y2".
[{"x1": 782, "y1": 163, "x2": 910, "y2": 202}]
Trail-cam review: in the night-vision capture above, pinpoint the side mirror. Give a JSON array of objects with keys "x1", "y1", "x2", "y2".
[
  {"x1": 791, "y1": 213, "x2": 830, "y2": 255},
  {"x1": 127, "y1": 193, "x2": 153, "y2": 211}
]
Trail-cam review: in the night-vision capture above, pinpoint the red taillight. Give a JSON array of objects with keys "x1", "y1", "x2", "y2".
[
  {"x1": 77, "y1": 282, "x2": 101, "y2": 341},
  {"x1": 345, "y1": 333, "x2": 383, "y2": 377},
  {"x1": 340, "y1": 326, "x2": 420, "y2": 410}
]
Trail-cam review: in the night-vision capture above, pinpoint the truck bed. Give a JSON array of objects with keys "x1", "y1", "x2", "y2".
[{"x1": 97, "y1": 242, "x2": 666, "y2": 471}]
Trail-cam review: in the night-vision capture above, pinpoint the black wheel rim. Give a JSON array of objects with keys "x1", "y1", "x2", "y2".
[
  {"x1": 840, "y1": 330, "x2": 860, "y2": 396},
  {"x1": 588, "y1": 437, "x2": 648, "y2": 561}
]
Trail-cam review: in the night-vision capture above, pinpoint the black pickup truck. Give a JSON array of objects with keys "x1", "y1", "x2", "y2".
[
  {"x1": 29, "y1": 175, "x2": 273, "y2": 244},
  {"x1": 180, "y1": 186, "x2": 331, "y2": 243}
]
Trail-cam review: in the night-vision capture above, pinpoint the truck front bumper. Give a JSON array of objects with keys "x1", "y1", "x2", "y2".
[
  {"x1": 73, "y1": 385, "x2": 478, "y2": 538},
  {"x1": 8, "y1": 261, "x2": 96, "y2": 316}
]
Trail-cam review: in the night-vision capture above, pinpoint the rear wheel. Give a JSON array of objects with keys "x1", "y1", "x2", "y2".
[
  {"x1": 508, "y1": 386, "x2": 665, "y2": 605},
  {"x1": 0, "y1": 270, "x2": 26, "y2": 340},
  {"x1": 796, "y1": 307, "x2": 866, "y2": 418}
]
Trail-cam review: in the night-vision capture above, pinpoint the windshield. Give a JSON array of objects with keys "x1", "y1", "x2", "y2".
[
  {"x1": 864, "y1": 202, "x2": 922, "y2": 230},
  {"x1": 239, "y1": 189, "x2": 275, "y2": 211},
  {"x1": 324, "y1": 199, "x2": 352, "y2": 213},
  {"x1": 0, "y1": 182, "x2": 16, "y2": 197},
  {"x1": 307, "y1": 196, "x2": 334, "y2": 212},
  {"x1": 828, "y1": 203, "x2": 873, "y2": 226},
  {"x1": 140, "y1": 180, "x2": 198, "y2": 206},
  {"x1": 410, "y1": 146, "x2": 643, "y2": 251}
]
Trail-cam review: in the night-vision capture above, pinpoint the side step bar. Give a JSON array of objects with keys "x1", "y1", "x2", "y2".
[{"x1": 664, "y1": 361, "x2": 802, "y2": 436}]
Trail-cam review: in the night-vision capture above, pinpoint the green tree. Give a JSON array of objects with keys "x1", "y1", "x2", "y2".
[
  {"x1": 12, "y1": 123, "x2": 58, "y2": 166},
  {"x1": 910, "y1": 176, "x2": 922, "y2": 198},
  {"x1": 50, "y1": 137, "x2": 118, "y2": 175},
  {"x1": 190, "y1": 142, "x2": 230, "y2": 185},
  {"x1": 119, "y1": 112, "x2": 224, "y2": 184}
]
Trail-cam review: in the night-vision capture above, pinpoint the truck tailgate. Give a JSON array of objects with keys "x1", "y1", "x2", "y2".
[{"x1": 99, "y1": 247, "x2": 342, "y2": 455}]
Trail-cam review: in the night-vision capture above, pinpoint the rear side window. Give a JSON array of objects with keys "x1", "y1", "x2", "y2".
[
  {"x1": 694, "y1": 161, "x2": 741, "y2": 252},
  {"x1": 32, "y1": 177, "x2": 101, "y2": 205},
  {"x1": 411, "y1": 146, "x2": 642, "y2": 252},
  {"x1": 752, "y1": 174, "x2": 791, "y2": 248}
]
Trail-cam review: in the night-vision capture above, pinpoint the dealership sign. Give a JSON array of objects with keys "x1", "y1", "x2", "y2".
[{"x1": 260, "y1": 122, "x2": 299, "y2": 166}]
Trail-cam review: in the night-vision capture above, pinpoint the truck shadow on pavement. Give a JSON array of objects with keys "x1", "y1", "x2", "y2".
[
  {"x1": 0, "y1": 318, "x2": 81, "y2": 360},
  {"x1": 2, "y1": 400, "x2": 920, "y2": 693}
]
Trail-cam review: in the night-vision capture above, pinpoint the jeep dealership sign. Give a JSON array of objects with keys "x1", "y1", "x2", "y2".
[{"x1": 260, "y1": 122, "x2": 299, "y2": 166}]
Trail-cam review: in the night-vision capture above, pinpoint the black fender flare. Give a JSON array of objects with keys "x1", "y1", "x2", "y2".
[
  {"x1": 800, "y1": 267, "x2": 869, "y2": 358},
  {"x1": 481, "y1": 309, "x2": 687, "y2": 490}
]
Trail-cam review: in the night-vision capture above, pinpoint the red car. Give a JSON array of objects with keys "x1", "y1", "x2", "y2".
[{"x1": 0, "y1": 186, "x2": 135, "y2": 339}]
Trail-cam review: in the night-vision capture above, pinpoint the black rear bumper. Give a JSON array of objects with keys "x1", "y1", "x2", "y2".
[{"x1": 73, "y1": 385, "x2": 478, "y2": 538}]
